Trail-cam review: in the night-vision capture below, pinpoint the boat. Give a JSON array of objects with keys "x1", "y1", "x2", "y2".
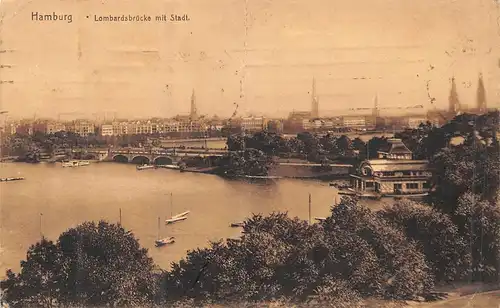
[
  {"x1": 0, "y1": 177, "x2": 25, "y2": 182},
  {"x1": 155, "y1": 217, "x2": 175, "y2": 247},
  {"x1": 165, "y1": 216, "x2": 188, "y2": 224},
  {"x1": 230, "y1": 222, "x2": 244, "y2": 228},
  {"x1": 164, "y1": 193, "x2": 190, "y2": 225},
  {"x1": 390, "y1": 193, "x2": 429, "y2": 199},
  {"x1": 314, "y1": 217, "x2": 326, "y2": 222},
  {"x1": 157, "y1": 164, "x2": 180, "y2": 170},
  {"x1": 62, "y1": 160, "x2": 90, "y2": 167},
  {"x1": 172, "y1": 211, "x2": 190, "y2": 219},
  {"x1": 136, "y1": 164, "x2": 155, "y2": 170},
  {"x1": 155, "y1": 237, "x2": 175, "y2": 247}
]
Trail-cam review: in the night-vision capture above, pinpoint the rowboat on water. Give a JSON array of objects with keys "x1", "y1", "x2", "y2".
[
  {"x1": 0, "y1": 177, "x2": 25, "y2": 182},
  {"x1": 157, "y1": 164, "x2": 180, "y2": 170},
  {"x1": 155, "y1": 237, "x2": 175, "y2": 247},
  {"x1": 62, "y1": 160, "x2": 90, "y2": 167},
  {"x1": 314, "y1": 217, "x2": 326, "y2": 222},
  {"x1": 230, "y1": 222, "x2": 244, "y2": 228},
  {"x1": 172, "y1": 211, "x2": 190, "y2": 219},
  {"x1": 136, "y1": 164, "x2": 155, "y2": 170},
  {"x1": 165, "y1": 216, "x2": 188, "y2": 224}
]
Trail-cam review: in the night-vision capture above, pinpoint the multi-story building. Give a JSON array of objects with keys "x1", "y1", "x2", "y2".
[
  {"x1": 266, "y1": 119, "x2": 284, "y2": 133},
  {"x1": 15, "y1": 123, "x2": 33, "y2": 135},
  {"x1": 346, "y1": 138, "x2": 432, "y2": 198},
  {"x1": 69, "y1": 120, "x2": 95, "y2": 137},
  {"x1": 100, "y1": 124, "x2": 114, "y2": 136},
  {"x1": 5, "y1": 122, "x2": 18, "y2": 135},
  {"x1": 129, "y1": 121, "x2": 153, "y2": 135},
  {"x1": 46, "y1": 121, "x2": 66, "y2": 134},
  {"x1": 342, "y1": 116, "x2": 366, "y2": 129},
  {"x1": 174, "y1": 116, "x2": 206, "y2": 133},
  {"x1": 112, "y1": 121, "x2": 129, "y2": 136},
  {"x1": 241, "y1": 116, "x2": 268, "y2": 132}
]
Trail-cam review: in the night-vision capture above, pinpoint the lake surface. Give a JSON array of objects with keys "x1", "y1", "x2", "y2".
[{"x1": 0, "y1": 162, "x2": 392, "y2": 275}]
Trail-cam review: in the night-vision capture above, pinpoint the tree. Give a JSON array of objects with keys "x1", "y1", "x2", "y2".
[
  {"x1": 455, "y1": 193, "x2": 500, "y2": 282},
  {"x1": 226, "y1": 135, "x2": 245, "y2": 151},
  {"x1": 379, "y1": 200, "x2": 471, "y2": 283},
  {"x1": 365, "y1": 137, "x2": 389, "y2": 159},
  {"x1": 430, "y1": 143, "x2": 500, "y2": 213},
  {"x1": 322, "y1": 198, "x2": 434, "y2": 300},
  {"x1": 217, "y1": 148, "x2": 277, "y2": 176},
  {"x1": 1, "y1": 221, "x2": 158, "y2": 307},
  {"x1": 1, "y1": 238, "x2": 63, "y2": 308}
]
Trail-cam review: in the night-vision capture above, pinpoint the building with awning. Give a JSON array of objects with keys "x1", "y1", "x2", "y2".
[{"x1": 346, "y1": 138, "x2": 432, "y2": 198}]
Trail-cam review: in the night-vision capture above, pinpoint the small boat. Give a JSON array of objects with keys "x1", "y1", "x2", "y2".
[
  {"x1": 62, "y1": 160, "x2": 90, "y2": 167},
  {"x1": 165, "y1": 216, "x2": 187, "y2": 224},
  {"x1": 157, "y1": 164, "x2": 180, "y2": 170},
  {"x1": 0, "y1": 177, "x2": 25, "y2": 182},
  {"x1": 230, "y1": 222, "x2": 244, "y2": 228},
  {"x1": 164, "y1": 193, "x2": 189, "y2": 225},
  {"x1": 172, "y1": 211, "x2": 190, "y2": 219},
  {"x1": 155, "y1": 217, "x2": 175, "y2": 247},
  {"x1": 136, "y1": 164, "x2": 155, "y2": 170},
  {"x1": 314, "y1": 217, "x2": 326, "y2": 222},
  {"x1": 155, "y1": 237, "x2": 175, "y2": 247},
  {"x1": 389, "y1": 193, "x2": 429, "y2": 199}
]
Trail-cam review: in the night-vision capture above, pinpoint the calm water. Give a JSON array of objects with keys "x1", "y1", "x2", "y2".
[{"x1": 0, "y1": 162, "x2": 391, "y2": 275}]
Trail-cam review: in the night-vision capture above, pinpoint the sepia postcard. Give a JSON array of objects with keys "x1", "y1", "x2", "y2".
[{"x1": 0, "y1": 0, "x2": 499, "y2": 307}]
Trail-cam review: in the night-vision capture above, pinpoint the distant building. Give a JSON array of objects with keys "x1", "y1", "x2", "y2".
[
  {"x1": 342, "y1": 116, "x2": 366, "y2": 129},
  {"x1": 101, "y1": 124, "x2": 114, "y2": 136},
  {"x1": 5, "y1": 122, "x2": 18, "y2": 135},
  {"x1": 406, "y1": 116, "x2": 429, "y2": 129},
  {"x1": 16, "y1": 123, "x2": 33, "y2": 135},
  {"x1": 129, "y1": 121, "x2": 153, "y2": 135},
  {"x1": 266, "y1": 119, "x2": 284, "y2": 133},
  {"x1": 46, "y1": 121, "x2": 66, "y2": 134},
  {"x1": 241, "y1": 116, "x2": 268, "y2": 132},
  {"x1": 112, "y1": 121, "x2": 129, "y2": 136},
  {"x1": 70, "y1": 120, "x2": 95, "y2": 137},
  {"x1": 288, "y1": 111, "x2": 312, "y2": 121},
  {"x1": 348, "y1": 138, "x2": 432, "y2": 197}
]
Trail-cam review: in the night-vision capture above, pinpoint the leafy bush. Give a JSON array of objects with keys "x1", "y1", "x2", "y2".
[
  {"x1": 379, "y1": 200, "x2": 471, "y2": 283},
  {"x1": 454, "y1": 192, "x2": 500, "y2": 282},
  {"x1": 1, "y1": 221, "x2": 158, "y2": 308}
]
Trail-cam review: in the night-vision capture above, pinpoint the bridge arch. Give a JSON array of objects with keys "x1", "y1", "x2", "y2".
[
  {"x1": 153, "y1": 156, "x2": 173, "y2": 165},
  {"x1": 131, "y1": 155, "x2": 151, "y2": 165},
  {"x1": 112, "y1": 154, "x2": 129, "y2": 163}
]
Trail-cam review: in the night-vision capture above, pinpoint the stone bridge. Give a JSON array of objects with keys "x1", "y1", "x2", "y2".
[{"x1": 74, "y1": 148, "x2": 227, "y2": 165}]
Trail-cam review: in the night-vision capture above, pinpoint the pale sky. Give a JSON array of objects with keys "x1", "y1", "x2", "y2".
[{"x1": 1, "y1": 0, "x2": 499, "y2": 120}]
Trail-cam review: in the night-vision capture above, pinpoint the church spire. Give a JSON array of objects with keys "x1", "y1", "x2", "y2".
[
  {"x1": 448, "y1": 77, "x2": 461, "y2": 114},
  {"x1": 476, "y1": 73, "x2": 487, "y2": 113},
  {"x1": 311, "y1": 77, "x2": 319, "y2": 118},
  {"x1": 190, "y1": 89, "x2": 198, "y2": 120}
]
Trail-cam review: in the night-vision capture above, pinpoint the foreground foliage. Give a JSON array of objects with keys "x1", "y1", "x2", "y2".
[{"x1": 1, "y1": 221, "x2": 158, "y2": 308}]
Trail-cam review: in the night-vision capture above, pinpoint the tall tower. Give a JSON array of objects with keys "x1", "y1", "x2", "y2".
[
  {"x1": 190, "y1": 89, "x2": 198, "y2": 120},
  {"x1": 311, "y1": 77, "x2": 319, "y2": 118},
  {"x1": 476, "y1": 73, "x2": 487, "y2": 113},
  {"x1": 448, "y1": 77, "x2": 461, "y2": 114},
  {"x1": 372, "y1": 94, "x2": 380, "y2": 118}
]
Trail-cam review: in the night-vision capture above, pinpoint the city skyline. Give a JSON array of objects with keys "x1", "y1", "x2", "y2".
[{"x1": 1, "y1": 0, "x2": 499, "y2": 119}]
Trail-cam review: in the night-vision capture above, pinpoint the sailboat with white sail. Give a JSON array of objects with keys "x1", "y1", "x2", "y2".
[
  {"x1": 155, "y1": 216, "x2": 175, "y2": 247},
  {"x1": 165, "y1": 193, "x2": 190, "y2": 225}
]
